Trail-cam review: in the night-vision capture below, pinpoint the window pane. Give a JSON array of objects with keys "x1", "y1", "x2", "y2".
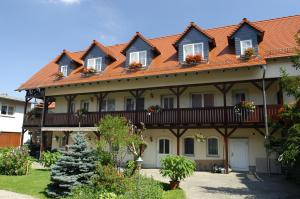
[
  {"x1": 60, "y1": 65, "x2": 68, "y2": 76},
  {"x1": 163, "y1": 97, "x2": 174, "y2": 109},
  {"x1": 192, "y1": 94, "x2": 202, "y2": 108},
  {"x1": 107, "y1": 99, "x2": 115, "y2": 111},
  {"x1": 183, "y1": 44, "x2": 193, "y2": 60},
  {"x1": 204, "y1": 94, "x2": 214, "y2": 107},
  {"x1": 159, "y1": 139, "x2": 164, "y2": 153},
  {"x1": 87, "y1": 58, "x2": 95, "y2": 68},
  {"x1": 208, "y1": 138, "x2": 218, "y2": 155},
  {"x1": 130, "y1": 52, "x2": 139, "y2": 64},
  {"x1": 1, "y1": 105, "x2": 7, "y2": 115},
  {"x1": 70, "y1": 102, "x2": 75, "y2": 113},
  {"x1": 95, "y1": 57, "x2": 102, "y2": 71},
  {"x1": 136, "y1": 97, "x2": 144, "y2": 111},
  {"x1": 165, "y1": 139, "x2": 170, "y2": 154},
  {"x1": 126, "y1": 98, "x2": 135, "y2": 111},
  {"x1": 139, "y1": 51, "x2": 147, "y2": 66},
  {"x1": 194, "y1": 43, "x2": 203, "y2": 56},
  {"x1": 184, "y1": 138, "x2": 194, "y2": 154},
  {"x1": 235, "y1": 92, "x2": 246, "y2": 104},
  {"x1": 101, "y1": 99, "x2": 107, "y2": 112}
]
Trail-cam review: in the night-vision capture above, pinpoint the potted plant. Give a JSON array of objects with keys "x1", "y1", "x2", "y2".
[
  {"x1": 147, "y1": 105, "x2": 161, "y2": 115},
  {"x1": 185, "y1": 54, "x2": 203, "y2": 65},
  {"x1": 242, "y1": 48, "x2": 255, "y2": 60},
  {"x1": 81, "y1": 68, "x2": 96, "y2": 77},
  {"x1": 160, "y1": 155, "x2": 195, "y2": 190},
  {"x1": 54, "y1": 72, "x2": 64, "y2": 80},
  {"x1": 234, "y1": 100, "x2": 256, "y2": 117},
  {"x1": 127, "y1": 62, "x2": 143, "y2": 72}
]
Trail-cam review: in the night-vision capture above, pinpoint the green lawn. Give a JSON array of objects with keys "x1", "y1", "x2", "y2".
[
  {"x1": 0, "y1": 169, "x2": 50, "y2": 199},
  {"x1": 0, "y1": 169, "x2": 185, "y2": 199}
]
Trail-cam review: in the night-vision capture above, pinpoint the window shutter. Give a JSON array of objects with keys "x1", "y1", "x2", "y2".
[
  {"x1": 204, "y1": 94, "x2": 214, "y2": 107},
  {"x1": 192, "y1": 94, "x2": 202, "y2": 108}
]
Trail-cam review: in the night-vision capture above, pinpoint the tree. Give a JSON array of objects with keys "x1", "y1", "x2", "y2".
[
  {"x1": 273, "y1": 32, "x2": 300, "y2": 168},
  {"x1": 96, "y1": 115, "x2": 146, "y2": 172},
  {"x1": 47, "y1": 133, "x2": 95, "y2": 197}
]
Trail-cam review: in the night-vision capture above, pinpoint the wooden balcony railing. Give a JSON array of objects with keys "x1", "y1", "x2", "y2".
[{"x1": 37, "y1": 105, "x2": 280, "y2": 128}]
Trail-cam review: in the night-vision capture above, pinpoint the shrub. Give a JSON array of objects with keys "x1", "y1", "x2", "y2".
[
  {"x1": 160, "y1": 155, "x2": 195, "y2": 189},
  {"x1": 96, "y1": 149, "x2": 115, "y2": 166},
  {"x1": 91, "y1": 164, "x2": 127, "y2": 195},
  {"x1": 65, "y1": 185, "x2": 117, "y2": 199},
  {"x1": 41, "y1": 151, "x2": 61, "y2": 167},
  {"x1": 0, "y1": 147, "x2": 32, "y2": 175},
  {"x1": 120, "y1": 175, "x2": 163, "y2": 199},
  {"x1": 123, "y1": 160, "x2": 136, "y2": 177},
  {"x1": 47, "y1": 133, "x2": 96, "y2": 197}
]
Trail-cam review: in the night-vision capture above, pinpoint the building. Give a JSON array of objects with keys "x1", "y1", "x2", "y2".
[
  {"x1": 0, "y1": 94, "x2": 30, "y2": 147},
  {"x1": 18, "y1": 15, "x2": 300, "y2": 173}
]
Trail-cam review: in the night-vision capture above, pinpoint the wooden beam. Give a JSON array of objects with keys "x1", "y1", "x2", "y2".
[
  {"x1": 215, "y1": 128, "x2": 225, "y2": 137},
  {"x1": 254, "y1": 128, "x2": 265, "y2": 137},
  {"x1": 251, "y1": 81, "x2": 263, "y2": 91},
  {"x1": 265, "y1": 79, "x2": 276, "y2": 91},
  {"x1": 270, "y1": 127, "x2": 279, "y2": 136},
  {"x1": 169, "y1": 129, "x2": 177, "y2": 137},
  {"x1": 179, "y1": 129, "x2": 188, "y2": 137},
  {"x1": 93, "y1": 131, "x2": 100, "y2": 140},
  {"x1": 228, "y1": 127, "x2": 237, "y2": 137},
  {"x1": 224, "y1": 83, "x2": 235, "y2": 93},
  {"x1": 214, "y1": 84, "x2": 224, "y2": 93}
]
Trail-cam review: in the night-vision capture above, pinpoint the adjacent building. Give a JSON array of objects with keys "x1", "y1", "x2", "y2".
[
  {"x1": 0, "y1": 94, "x2": 30, "y2": 147},
  {"x1": 18, "y1": 15, "x2": 300, "y2": 173}
]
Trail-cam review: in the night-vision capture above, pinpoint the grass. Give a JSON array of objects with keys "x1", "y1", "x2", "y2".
[
  {"x1": 0, "y1": 169, "x2": 185, "y2": 199},
  {"x1": 0, "y1": 169, "x2": 50, "y2": 199}
]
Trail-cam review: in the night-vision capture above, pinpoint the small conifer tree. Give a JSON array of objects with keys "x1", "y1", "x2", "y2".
[{"x1": 47, "y1": 133, "x2": 95, "y2": 197}]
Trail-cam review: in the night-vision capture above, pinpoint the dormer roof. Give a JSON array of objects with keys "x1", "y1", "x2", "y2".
[
  {"x1": 121, "y1": 32, "x2": 161, "y2": 55},
  {"x1": 228, "y1": 18, "x2": 265, "y2": 42},
  {"x1": 81, "y1": 40, "x2": 117, "y2": 61},
  {"x1": 173, "y1": 22, "x2": 216, "y2": 48},
  {"x1": 54, "y1": 49, "x2": 83, "y2": 65}
]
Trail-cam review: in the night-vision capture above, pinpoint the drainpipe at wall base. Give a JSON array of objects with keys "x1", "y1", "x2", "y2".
[{"x1": 262, "y1": 64, "x2": 271, "y2": 175}]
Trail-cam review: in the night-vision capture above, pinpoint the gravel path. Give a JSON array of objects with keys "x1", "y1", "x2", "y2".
[
  {"x1": 0, "y1": 190, "x2": 35, "y2": 199},
  {"x1": 142, "y1": 169, "x2": 300, "y2": 199}
]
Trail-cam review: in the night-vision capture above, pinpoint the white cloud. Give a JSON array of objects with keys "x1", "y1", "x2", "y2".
[{"x1": 47, "y1": 0, "x2": 81, "y2": 5}]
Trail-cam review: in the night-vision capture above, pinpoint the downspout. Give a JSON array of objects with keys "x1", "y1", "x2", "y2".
[{"x1": 262, "y1": 65, "x2": 270, "y2": 175}]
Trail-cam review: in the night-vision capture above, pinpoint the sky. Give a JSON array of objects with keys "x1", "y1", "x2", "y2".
[{"x1": 0, "y1": 0, "x2": 299, "y2": 98}]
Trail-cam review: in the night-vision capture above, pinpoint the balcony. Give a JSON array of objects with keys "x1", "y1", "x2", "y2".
[{"x1": 36, "y1": 105, "x2": 280, "y2": 128}]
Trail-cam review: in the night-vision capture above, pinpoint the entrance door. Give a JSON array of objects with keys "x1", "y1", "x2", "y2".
[
  {"x1": 157, "y1": 138, "x2": 171, "y2": 167},
  {"x1": 229, "y1": 139, "x2": 249, "y2": 171}
]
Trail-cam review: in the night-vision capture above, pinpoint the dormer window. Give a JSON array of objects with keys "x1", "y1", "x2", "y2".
[
  {"x1": 240, "y1": 40, "x2": 253, "y2": 56},
  {"x1": 87, "y1": 57, "x2": 102, "y2": 71},
  {"x1": 129, "y1": 51, "x2": 147, "y2": 66},
  {"x1": 183, "y1": 43, "x2": 204, "y2": 61},
  {"x1": 60, "y1": 65, "x2": 68, "y2": 76}
]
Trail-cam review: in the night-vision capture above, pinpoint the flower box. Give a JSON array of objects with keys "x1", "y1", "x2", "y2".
[
  {"x1": 184, "y1": 54, "x2": 203, "y2": 65},
  {"x1": 81, "y1": 68, "x2": 96, "y2": 77},
  {"x1": 127, "y1": 62, "x2": 144, "y2": 72},
  {"x1": 147, "y1": 105, "x2": 161, "y2": 115},
  {"x1": 54, "y1": 72, "x2": 64, "y2": 80},
  {"x1": 234, "y1": 101, "x2": 256, "y2": 118},
  {"x1": 241, "y1": 48, "x2": 255, "y2": 60}
]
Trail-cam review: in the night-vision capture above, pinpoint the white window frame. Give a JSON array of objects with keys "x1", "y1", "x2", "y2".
[
  {"x1": 158, "y1": 138, "x2": 171, "y2": 154},
  {"x1": 183, "y1": 43, "x2": 204, "y2": 61},
  {"x1": 0, "y1": 104, "x2": 15, "y2": 116},
  {"x1": 190, "y1": 92, "x2": 215, "y2": 108},
  {"x1": 60, "y1": 65, "x2": 68, "y2": 76},
  {"x1": 129, "y1": 51, "x2": 147, "y2": 67},
  {"x1": 87, "y1": 57, "x2": 102, "y2": 71},
  {"x1": 161, "y1": 95, "x2": 175, "y2": 109},
  {"x1": 240, "y1": 40, "x2": 253, "y2": 56},
  {"x1": 207, "y1": 137, "x2": 219, "y2": 156},
  {"x1": 80, "y1": 100, "x2": 89, "y2": 112}
]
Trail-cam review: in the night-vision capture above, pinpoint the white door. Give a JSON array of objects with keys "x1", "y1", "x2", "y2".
[
  {"x1": 156, "y1": 138, "x2": 171, "y2": 167},
  {"x1": 229, "y1": 139, "x2": 249, "y2": 171}
]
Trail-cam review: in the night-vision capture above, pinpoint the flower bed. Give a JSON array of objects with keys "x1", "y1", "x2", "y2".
[
  {"x1": 81, "y1": 68, "x2": 96, "y2": 77},
  {"x1": 127, "y1": 62, "x2": 144, "y2": 72},
  {"x1": 241, "y1": 48, "x2": 255, "y2": 60}
]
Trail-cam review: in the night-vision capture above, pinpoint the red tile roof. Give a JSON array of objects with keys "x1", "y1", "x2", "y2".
[
  {"x1": 54, "y1": 49, "x2": 83, "y2": 65},
  {"x1": 18, "y1": 15, "x2": 300, "y2": 91}
]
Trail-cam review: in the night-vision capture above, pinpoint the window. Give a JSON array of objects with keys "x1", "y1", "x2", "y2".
[
  {"x1": 240, "y1": 40, "x2": 253, "y2": 56},
  {"x1": 234, "y1": 92, "x2": 246, "y2": 104},
  {"x1": 101, "y1": 98, "x2": 116, "y2": 112},
  {"x1": 1, "y1": 105, "x2": 14, "y2": 116},
  {"x1": 162, "y1": 96, "x2": 174, "y2": 109},
  {"x1": 58, "y1": 136, "x2": 67, "y2": 148},
  {"x1": 125, "y1": 98, "x2": 135, "y2": 111},
  {"x1": 60, "y1": 65, "x2": 68, "y2": 76},
  {"x1": 129, "y1": 51, "x2": 147, "y2": 66},
  {"x1": 87, "y1": 57, "x2": 102, "y2": 71},
  {"x1": 184, "y1": 138, "x2": 194, "y2": 155},
  {"x1": 191, "y1": 93, "x2": 214, "y2": 108},
  {"x1": 70, "y1": 101, "x2": 76, "y2": 113},
  {"x1": 80, "y1": 100, "x2": 89, "y2": 112},
  {"x1": 207, "y1": 137, "x2": 219, "y2": 156},
  {"x1": 159, "y1": 139, "x2": 170, "y2": 154},
  {"x1": 183, "y1": 43, "x2": 204, "y2": 61}
]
